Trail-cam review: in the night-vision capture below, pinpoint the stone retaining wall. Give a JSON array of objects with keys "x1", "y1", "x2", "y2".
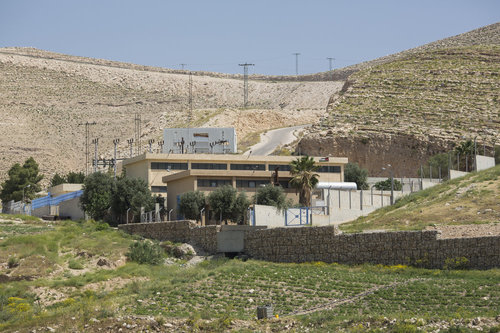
[
  {"x1": 119, "y1": 221, "x2": 220, "y2": 253},
  {"x1": 119, "y1": 222, "x2": 500, "y2": 269},
  {"x1": 244, "y1": 226, "x2": 500, "y2": 269}
]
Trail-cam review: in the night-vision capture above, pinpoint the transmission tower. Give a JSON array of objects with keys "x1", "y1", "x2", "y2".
[
  {"x1": 292, "y1": 53, "x2": 300, "y2": 75},
  {"x1": 188, "y1": 71, "x2": 193, "y2": 126},
  {"x1": 134, "y1": 114, "x2": 141, "y2": 155},
  {"x1": 78, "y1": 121, "x2": 96, "y2": 176},
  {"x1": 238, "y1": 63, "x2": 254, "y2": 108},
  {"x1": 327, "y1": 57, "x2": 335, "y2": 71}
]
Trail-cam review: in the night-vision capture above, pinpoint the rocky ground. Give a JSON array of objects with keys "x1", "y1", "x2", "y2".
[{"x1": 0, "y1": 47, "x2": 342, "y2": 185}]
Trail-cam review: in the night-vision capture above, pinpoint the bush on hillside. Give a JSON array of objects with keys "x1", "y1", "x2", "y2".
[
  {"x1": 344, "y1": 163, "x2": 369, "y2": 190},
  {"x1": 126, "y1": 240, "x2": 164, "y2": 265},
  {"x1": 374, "y1": 178, "x2": 402, "y2": 191}
]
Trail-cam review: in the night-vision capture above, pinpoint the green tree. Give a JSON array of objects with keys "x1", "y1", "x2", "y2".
[
  {"x1": 0, "y1": 157, "x2": 43, "y2": 203},
  {"x1": 418, "y1": 153, "x2": 450, "y2": 179},
  {"x1": 232, "y1": 191, "x2": 250, "y2": 224},
  {"x1": 66, "y1": 171, "x2": 85, "y2": 183},
  {"x1": 111, "y1": 177, "x2": 154, "y2": 225},
  {"x1": 255, "y1": 185, "x2": 290, "y2": 210},
  {"x1": 179, "y1": 191, "x2": 206, "y2": 221},
  {"x1": 374, "y1": 178, "x2": 402, "y2": 191},
  {"x1": 344, "y1": 162, "x2": 369, "y2": 190},
  {"x1": 50, "y1": 173, "x2": 66, "y2": 187},
  {"x1": 208, "y1": 185, "x2": 238, "y2": 224},
  {"x1": 454, "y1": 140, "x2": 474, "y2": 171},
  {"x1": 289, "y1": 156, "x2": 320, "y2": 207},
  {"x1": 80, "y1": 172, "x2": 114, "y2": 221}
]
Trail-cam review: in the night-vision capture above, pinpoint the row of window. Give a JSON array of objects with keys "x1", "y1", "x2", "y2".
[
  {"x1": 196, "y1": 179, "x2": 232, "y2": 188},
  {"x1": 152, "y1": 162, "x2": 341, "y2": 173},
  {"x1": 151, "y1": 186, "x2": 168, "y2": 193},
  {"x1": 196, "y1": 179, "x2": 293, "y2": 189}
]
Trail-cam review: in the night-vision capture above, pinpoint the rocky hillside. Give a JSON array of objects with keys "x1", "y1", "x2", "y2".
[
  {"x1": 298, "y1": 23, "x2": 500, "y2": 177},
  {"x1": 0, "y1": 47, "x2": 342, "y2": 184}
]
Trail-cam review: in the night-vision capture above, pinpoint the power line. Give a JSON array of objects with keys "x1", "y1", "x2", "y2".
[{"x1": 238, "y1": 63, "x2": 255, "y2": 108}]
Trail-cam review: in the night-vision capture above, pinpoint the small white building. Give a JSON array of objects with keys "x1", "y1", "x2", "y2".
[{"x1": 163, "y1": 128, "x2": 237, "y2": 154}]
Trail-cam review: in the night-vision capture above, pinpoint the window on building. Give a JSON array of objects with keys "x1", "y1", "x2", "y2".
[
  {"x1": 197, "y1": 179, "x2": 232, "y2": 188},
  {"x1": 236, "y1": 179, "x2": 270, "y2": 188},
  {"x1": 191, "y1": 163, "x2": 227, "y2": 170},
  {"x1": 151, "y1": 186, "x2": 168, "y2": 193},
  {"x1": 151, "y1": 162, "x2": 188, "y2": 170},
  {"x1": 230, "y1": 164, "x2": 265, "y2": 171},
  {"x1": 317, "y1": 165, "x2": 342, "y2": 173},
  {"x1": 268, "y1": 164, "x2": 291, "y2": 172}
]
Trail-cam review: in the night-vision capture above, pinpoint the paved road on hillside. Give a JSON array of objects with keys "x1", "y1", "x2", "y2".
[{"x1": 244, "y1": 124, "x2": 309, "y2": 156}]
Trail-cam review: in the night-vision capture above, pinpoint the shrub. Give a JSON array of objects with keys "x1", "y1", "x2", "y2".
[
  {"x1": 374, "y1": 178, "x2": 402, "y2": 191},
  {"x1": 7, "y1": 256, "x2": 19, "y2": 268},
  {"x1": 344, "y1": 163, "x2": 369, "y2": 190},
  {"x1": 126, "y1": 240, "x2": 164, "y2": 265},
  {"x1": 95, "y1": 222, "x2": 110, "y2": 231},
  {"x1": 179, "y1": 191, "x2": 206, "y2": 221},
  {"x1": 68, "y1": 259, "x2": 84, "y2": 270},
  {"x1": 444, "y1": 257, "x2": 469, "y2": 270},
  {"x1": 255, "y1": 185, "x2": 290, "y2": 210}
]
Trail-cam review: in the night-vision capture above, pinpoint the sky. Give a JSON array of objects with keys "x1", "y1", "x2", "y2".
[{"x1": 0, "y1": 0, "x2": 499, "y2": 75}]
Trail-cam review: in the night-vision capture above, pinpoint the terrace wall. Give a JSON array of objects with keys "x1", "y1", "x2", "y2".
[
  {"x1": 119, "y1": 221, "x2": 220, "y2": 253},
  {"x1": 119, "y1": 222, "x2": 500, "y2": 269},
  {"x1": 244, "y1": 226, "x2": 500, "y2": 269}
]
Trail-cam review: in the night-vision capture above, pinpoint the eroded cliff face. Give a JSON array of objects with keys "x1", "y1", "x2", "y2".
[{"x1": 297, "y1": 131, "x2": 454, "y2": 177}]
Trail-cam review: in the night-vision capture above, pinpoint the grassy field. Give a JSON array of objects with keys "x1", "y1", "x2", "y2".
[
  {"x1": 0, "y1": 214, "x2": 499, "y2": 332},
  {"x1": 341, "y1": 165, "x2": 500, "y2": 233}
]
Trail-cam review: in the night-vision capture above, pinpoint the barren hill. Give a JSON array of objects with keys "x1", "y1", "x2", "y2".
[
  {"x1": 298, "y1": 23, "x2": 500, "y2": 177},
  {"x1": 0, "y1": 47, "x2": 342, "y2": 184}
]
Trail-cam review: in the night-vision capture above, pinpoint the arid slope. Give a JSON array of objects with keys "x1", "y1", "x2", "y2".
[
  {"x1": 298, "y1": 23, "x2": 500, "y2": 177},
  {"x1": 0, "y1": 47, "x2": 341, "y2": 183}
]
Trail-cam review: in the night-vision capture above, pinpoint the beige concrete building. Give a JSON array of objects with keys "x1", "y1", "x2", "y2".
[{"x1": 122, "y1": 153, "x2": 348, "y2": 220}]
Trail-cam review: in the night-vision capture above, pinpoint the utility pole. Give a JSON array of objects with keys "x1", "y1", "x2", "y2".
[
  {"x1": 78, "y1": 121, "x2": 96, "y2": 176},
  {"x1": 180, "y1": 63, "x2": 186, "y2": 70},
  {"x1": 148, "y1": 139, "x2": 155, "y2": 153},
  {"x1": 292, "y1": 53, "x2": 300, "y2": 75},
  {"x1": 157, "y1": 140, "x2": 164, "y2": 153},
  {"x1": 238, "y1": 63, "x2": 254, "y2": 108},
  {"x1": 113, "y1": 139, "x2": 120, "y2": 180},
  {"x1": 92, "y1": 138, "x2": 99, "y2": 173},
  {"x1": 327, "y1": 57, "x2": 335, "y2": 71}
]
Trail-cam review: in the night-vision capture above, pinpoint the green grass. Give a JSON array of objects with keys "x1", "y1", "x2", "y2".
[
  {"x1": 341, "y1": 164, "x2": 500, "y2": 233},
  {"x1": 0, "y1": 218, "x2": 499, "y2": 331}
]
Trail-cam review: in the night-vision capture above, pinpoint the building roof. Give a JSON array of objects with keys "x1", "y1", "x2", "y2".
[{"x1": 123, "y1": 153, "x2": 348, "y2": 166}]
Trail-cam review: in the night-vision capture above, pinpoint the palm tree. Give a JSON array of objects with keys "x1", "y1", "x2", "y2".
[
  {"x1": 454, "y1": 140, "x2": 474, "y2": 171},
  {"x1": 289, "y1": 156, "x2": 319, "y2": 207}
]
